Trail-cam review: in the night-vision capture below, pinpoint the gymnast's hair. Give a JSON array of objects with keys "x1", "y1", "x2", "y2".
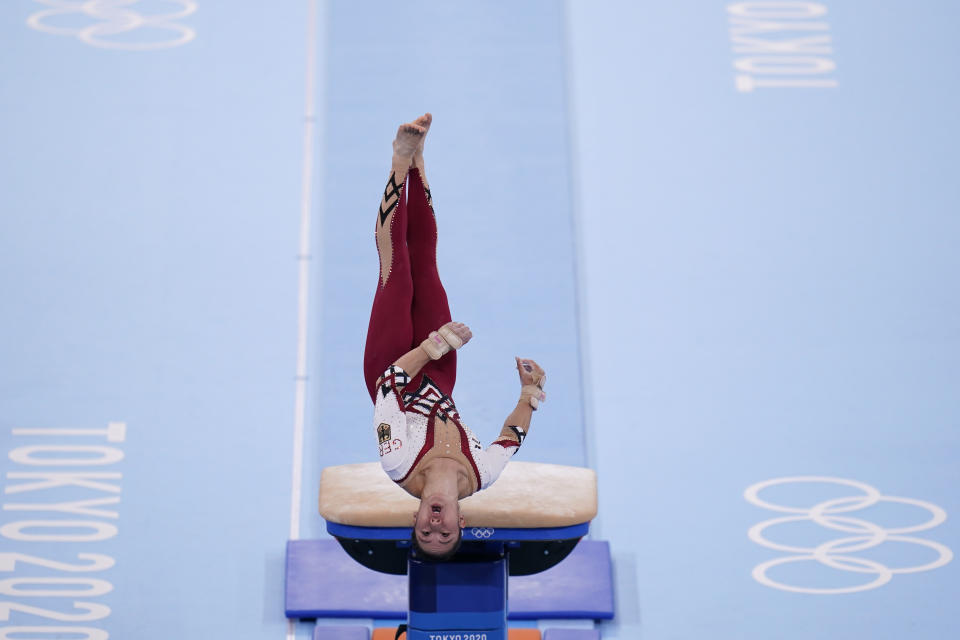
[{"x1": 410, "y1": 528, "x2": 464, "y2": 562}]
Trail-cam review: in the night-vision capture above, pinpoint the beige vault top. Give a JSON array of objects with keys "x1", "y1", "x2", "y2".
[{"x1": 318, "y1": 461, "x2": 597, "y2": 528}]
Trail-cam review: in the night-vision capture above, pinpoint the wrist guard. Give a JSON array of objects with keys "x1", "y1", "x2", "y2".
[
  {"x1": 420, "y1": 323, "x2": 464, "y2": 360},
  {"x1": 520, "y1": 381, "x2": 546, "y2": 410}
]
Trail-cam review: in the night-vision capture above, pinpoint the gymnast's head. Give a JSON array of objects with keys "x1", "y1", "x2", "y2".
[{"x1": 412, "y1": 494, "x2": 465, "y2": 561}]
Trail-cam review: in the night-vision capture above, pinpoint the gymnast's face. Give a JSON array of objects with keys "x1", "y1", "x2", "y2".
[{"x1": 414, "y1": 495, "x2": 465, "y2": 555}]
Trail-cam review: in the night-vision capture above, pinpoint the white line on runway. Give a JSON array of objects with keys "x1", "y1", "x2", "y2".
[
  {"x1": 289, "y1": 0, "x2": 321, "y2": 638},
  {"x1": 562, "y1": 0, "x2": 599, "y2": 537}
]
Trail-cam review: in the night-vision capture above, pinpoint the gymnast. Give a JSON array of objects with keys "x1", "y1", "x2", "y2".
[{"x1": 363, "y1": 113, "x2": 546, "y2": 561}]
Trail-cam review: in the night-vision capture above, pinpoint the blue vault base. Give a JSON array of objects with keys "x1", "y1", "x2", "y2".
[{"x1": 286, "y1": 520, "x2": 614, "y2": 639}]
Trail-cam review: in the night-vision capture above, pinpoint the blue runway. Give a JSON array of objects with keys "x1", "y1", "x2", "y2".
[{"x1": 1, "y1": 1, "x2": 957, "y2": 639}]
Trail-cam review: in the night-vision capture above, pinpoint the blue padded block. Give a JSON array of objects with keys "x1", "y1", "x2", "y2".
[
  {"x1": 509, "y1": 540, "x2": 613, "y2": 620},
  {"x1": 543, "y1": 630, "x2": 600, "y2": 640},
  {"x1": 286, "y1": 540, "x2": 406, "y2": 618},
  {"x1": 286, "y1": 540, "x2": 614, "y2": 620},
  {"x1": 312, "y1": 625, "x2": 369, "y2": 640}
]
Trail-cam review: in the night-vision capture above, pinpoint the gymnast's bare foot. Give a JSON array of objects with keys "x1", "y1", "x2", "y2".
[
  {"x1": 412, "y1": 112, "x2": 431, "y2": 167},
  {"x1": 393, "y1": 114, "x2": 430, "y2": 161}
]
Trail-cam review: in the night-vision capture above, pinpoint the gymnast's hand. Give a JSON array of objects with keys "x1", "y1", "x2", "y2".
[
  {"x1": 516, "y1": 358, "x2": 546, "y2": 410},
  {"x1": 420, "y1": 321, "x2": 472, "y2": 360},
  {"x1": 515, "y1": 358, "x2": 545, "y2": 388},
  {"x1": 444, "y1": 321, "x2": 472, "y2": 348}
]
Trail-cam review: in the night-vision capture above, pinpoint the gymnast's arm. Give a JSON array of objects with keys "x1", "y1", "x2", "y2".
[
  {"x1": 480, "y1": 358, "x2": 546, "y2": 487},
  {"x1": 393, "y1": 321, "x2": 474, "y2": 378},
  {"x1": 496, "y1": 401, "x2": 533, "y2": 441},
  {"x1": 494, "y1": 357, "x2": 545, "y2": 446},
  {"x1": 392, "y1": 347, "x2": 432, "y2": 381}
]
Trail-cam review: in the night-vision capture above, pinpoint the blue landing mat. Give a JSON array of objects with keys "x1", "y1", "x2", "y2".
[
  {"x1": 286, "y1": 540, "x2": 614, "y2": 620},
  {"x1": 543, "y1": 631, "x2": 600, "y2": 640},
  {"x1": 313, "y1": 625, "x2": 369, "y2": 640}
]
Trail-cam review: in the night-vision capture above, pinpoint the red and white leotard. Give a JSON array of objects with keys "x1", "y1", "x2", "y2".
[{"x1": 373, "y1": 365, "x2": 523, "y2": 496}]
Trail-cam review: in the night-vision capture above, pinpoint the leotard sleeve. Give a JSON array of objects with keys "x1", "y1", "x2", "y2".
[
  {"x1": 477, "y1": 424, "x2": 526, "y2": 490},
  {"x1": 373, "y1": 365, "x2": 414, "y2": 476}
]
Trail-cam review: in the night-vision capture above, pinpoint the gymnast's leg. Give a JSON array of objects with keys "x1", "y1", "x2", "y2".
[
  {"x1": 405, "y1": 115, "x2": 458, "y2": 396},
  {"x1": 362, "y1": 121, "x2": 426, "y2": 402}
]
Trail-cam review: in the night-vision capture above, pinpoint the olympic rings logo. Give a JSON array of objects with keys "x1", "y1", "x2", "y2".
[
  {"x1": 745, "y1": 476, "x2": 953, "y2": 594},
  {"x1": 470, "y1": 528, "x2": 495, "y2": 539},
  {"x1": 27, "y1": 0, "x2": 197, "y2": 51}
]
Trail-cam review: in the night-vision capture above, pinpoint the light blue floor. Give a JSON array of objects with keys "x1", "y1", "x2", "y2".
[{"x1": 1, "y1": 2, "x2": 957, "y2": 639}]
